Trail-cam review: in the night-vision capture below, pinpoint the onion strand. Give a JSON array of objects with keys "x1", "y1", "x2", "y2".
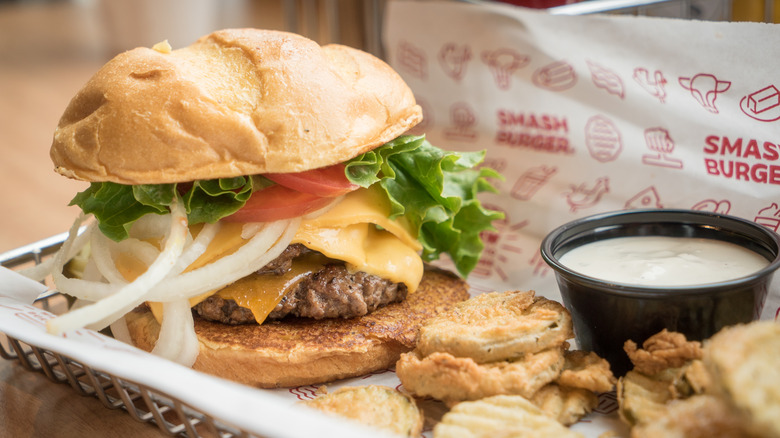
[{"x1": 47, "y1": 198, "x2": 188, "y2": 335}]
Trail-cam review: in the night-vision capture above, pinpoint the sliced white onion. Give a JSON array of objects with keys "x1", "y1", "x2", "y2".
[
  {"x1": 43, "y1": 196, "x2": 304, "y2": 369},
  {"x1": 20, "y1": 219, "x2": 93, "y2": 282},
  {"x1": 115, "y1": 237, "x2": 161, "y2": 267},
  {"x1": 151, "y1": 298, "x2": 199, "y2": 366},
  {"x1": 240, "y1": 222, "x2": 263, "y2": 240},
  {"x1": 90, "y1": 231, "x2": 129, "y2": 285},
  {"x1": 47, "y1": 198, "x2": 188, "y2": 335},
  {"x1": 50, "y1": 219, "x2": 118, "y2": 302},
  {"x1": 146, "y1": 218, "x2": 299, "y2": 302},
  {"x1": 170, "y1": 222, "x2": 220, "y2": 275},
  {"x1": 129, "y1": 212, "x2": 173, "y2": 241}
]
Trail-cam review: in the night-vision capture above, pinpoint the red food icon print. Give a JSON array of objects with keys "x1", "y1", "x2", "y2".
[
  {"x1": 755, "y1": 203, "x2": 780, "y2": 232},
  {"x1": 481, "y1": 48, "x2": 530, "y2": 90},
  {"x1": 585, "y1": 115, "x2": 622, "y2": 162},
  {"x1": 397, "y1": 41, "x2": 427, "y2": 80},
  {"x1": 633, "y1": 67, "x2": 667, "y2": 103},
  {"x1": 740, "y1": 85, "x2": 780, "y2": 122},
  {"x1": 625, "y1": 186, "x2": 663, "y2": 209},
  {"x1": 444, "y1": 102, "x2": 478, "y2": 141},
  {"x1": 587, "y1": 60, "x2": 624, "y2": 99},
  {"x1": 642, "y1": 127, "x2": 683, "y2": 169},
  {"x1": 532, "y1": 61, "x2": 576, "y2": 91},
  {"x1": 565, "y1": 176, "x2": 609, "y2": 213},
  {"x1": 678, "y1": 73, "x2": 731, "y2": 114},
  {"x1": 439, "y1": 43, "x2": 472, "y2": 81},
  {"x1": 511, "y1": 165, "x2": 557, "y2": 200},
  {"x1": 691, "y1": 199, "x2": 731, "y2": 214}
]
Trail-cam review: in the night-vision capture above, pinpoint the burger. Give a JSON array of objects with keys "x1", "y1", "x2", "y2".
[{"x1": 34, "y1": 29, "x2": 502, "y2": 388}]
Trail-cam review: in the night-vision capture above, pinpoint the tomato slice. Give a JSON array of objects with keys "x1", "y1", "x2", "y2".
[
  {"x1": 223, "y1": 184, "x2": 333, "y2": 223},
  {"x1": 264, "y1": 164, "x2": 358, "y2": 197}
]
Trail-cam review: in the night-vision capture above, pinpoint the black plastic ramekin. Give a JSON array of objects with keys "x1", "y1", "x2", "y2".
[{"x1": 540, "y1": 209, "x2": 780, "y2": 376}]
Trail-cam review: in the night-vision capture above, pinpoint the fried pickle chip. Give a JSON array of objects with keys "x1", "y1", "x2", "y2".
[
  {"x1": 617, "y1": 369, "x2": 676, "y2": 427},
  {"x1": 617, "y1": 361, "x2": 710, "y2": 426},
  {"x1": 556, "y1": 350, "x2": 616, "y2": 393},
  {"x1": 416, "y1": 291, "x2": 574, "y2": 363},
  {"x1": 302, "y1": 385, "x2": 423, "y2": 437},
  {"x1": 530, "y1": 383, "x2": 598, "y2": 426},
  {"x1": 432, "y1": 394, "x2": 584, "y2": 438},
  {"x1": 630, "y1": 394, "x2": 759, "y2": 438},
  {"x1": 624, "y1": 329, "x2": 703, "y2": 376},
  {"x1": 396, "y1": 348, "x2": 565, "y2": 406},
  {"x1": 704, "y1": 321, "x2": 780, "y2": 438}
]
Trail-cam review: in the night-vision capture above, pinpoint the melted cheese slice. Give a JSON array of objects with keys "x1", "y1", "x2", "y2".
[
  {"x1": 301, "y1": 185, "x2": 422, "y2": 252},
  {"x1": 133, "y1": 186, "x2": 423, "y2": 324}
]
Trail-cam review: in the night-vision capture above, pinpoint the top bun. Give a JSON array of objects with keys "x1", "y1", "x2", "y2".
[{"x1": 50, "y1": 29, "x2": 422, "y2": 184}]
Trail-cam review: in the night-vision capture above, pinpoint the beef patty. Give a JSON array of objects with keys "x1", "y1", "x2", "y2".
[{"x1": 193, "y1": 244, "x2": 408, "y2": 324}]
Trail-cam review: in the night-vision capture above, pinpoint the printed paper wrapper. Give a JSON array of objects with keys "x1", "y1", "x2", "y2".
[
  {"x1": 2, "y1": 3, "x2": 780, "y2": 437},
  {"x1": 384, "y1": 1, "x2": 780, "y2": 320}
]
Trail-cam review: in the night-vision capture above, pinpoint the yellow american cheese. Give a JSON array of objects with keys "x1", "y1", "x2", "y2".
[{"x1": 137, "y1": 186, "x2": 423, "y2": 324}]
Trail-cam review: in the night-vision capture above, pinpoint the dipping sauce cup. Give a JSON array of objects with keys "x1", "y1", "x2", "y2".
[{"x1": 540, "y1": 209, "x2": 780, "y2": 376}]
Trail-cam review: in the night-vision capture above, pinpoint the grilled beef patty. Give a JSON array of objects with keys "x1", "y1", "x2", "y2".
[{"x1": 193, "y1": 244, "x2": 408, "y2": 324}]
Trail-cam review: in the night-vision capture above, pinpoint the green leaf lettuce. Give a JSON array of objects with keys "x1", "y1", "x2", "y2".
[
  {"x1": 346, "y1": 135, "x2": 504, "y2": 277},
  {"x1": 70, "y1": 135, "x2": 504, "y2": 278}
]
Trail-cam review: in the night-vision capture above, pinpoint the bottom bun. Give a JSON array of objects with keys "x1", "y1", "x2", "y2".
[{"x1": 125, "y1": 266, "x2": 470, "y2": 388}]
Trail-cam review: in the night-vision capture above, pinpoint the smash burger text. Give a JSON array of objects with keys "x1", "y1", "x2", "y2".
[
  {"x1": 495, "y1": 110, "x2": 574, "y2": 155},
  {"x1": 704, "y1": 135, "x2": 780, "y2": 185}
]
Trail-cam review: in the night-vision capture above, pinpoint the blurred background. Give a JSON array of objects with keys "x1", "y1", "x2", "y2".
[{"x1": 0, "y1": 0, "x2": 777, "y2": 252}]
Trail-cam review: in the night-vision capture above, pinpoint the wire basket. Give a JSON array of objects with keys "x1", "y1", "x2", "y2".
[{"x1": 0, "y1": 233, "x2": 260, "y2": 438}]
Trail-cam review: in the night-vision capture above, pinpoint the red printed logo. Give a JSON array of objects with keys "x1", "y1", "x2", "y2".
[
  {"x1": 533, "y1": 61, "x2": 576, "y2": 91},
  {"x1": 481, "y1": 48, "x2": 530, "y2": 90},
  {"x1": 678, "y1": 73, "x2": 731, "y2": 114},
  {"x1": 691, "y1": 199, "x2": 731, "y2": 214},
  {"x1": 511, "y1": 165, "x2": 557, "y2": 201},
  {"x1": 625, "y1": 186, "x2": 663, "y2": 209},
  {"x1": 444, "y1": 102, "x2": 478, "y2": 141},
  {"x1": 585, "y1": 115, "x2": 622, "y2": 162},
  {"x1": 633, "y1": 67, "x2": 668, "y2": 103},
  {"x1": 587, "y1": 60, "x2": 624, "y2": 99},
  {"x1": 755, "y1": 203, "x2": 780, "y2": 232},
  {"x1": 740, "y1": 85, "x2": 780, "y2": 122},
  {"x1": 642, "y1": 127, "x2": 683, "y2": 169},
  {"x1": 439, "y1": 43, "x2": 472, "y2": 81},
  {"x1": 565, "y1": 177, "x2": 610, "y2": 213},
  {"x1": 396, "y1": 41, "x2": 427, "y2": 80}
]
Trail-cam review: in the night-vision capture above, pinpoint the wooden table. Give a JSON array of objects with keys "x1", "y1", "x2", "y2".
[{"x1": 0, "y1": 359, "x2": 168, "y2": 437}]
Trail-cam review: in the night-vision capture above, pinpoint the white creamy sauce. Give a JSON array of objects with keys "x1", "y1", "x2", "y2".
[{"x1": 558, "y1": 236, "x2": 769, "y2": 286}]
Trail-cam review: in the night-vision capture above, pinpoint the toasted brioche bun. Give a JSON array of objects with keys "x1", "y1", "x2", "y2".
[
  {"x1": 50, "y1": 29, "x2": 422, "y2": 184},
  {"x1": 125, "y1": 267, "x2": 469, "y2": 388}
]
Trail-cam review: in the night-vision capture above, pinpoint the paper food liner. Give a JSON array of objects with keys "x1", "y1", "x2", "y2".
[
  {"x1": 2, "y1": 2, "x2": 780, "y2": 437},
  {"x1": 384, "y1": 1, "x2": 780, "y2": 320}
]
